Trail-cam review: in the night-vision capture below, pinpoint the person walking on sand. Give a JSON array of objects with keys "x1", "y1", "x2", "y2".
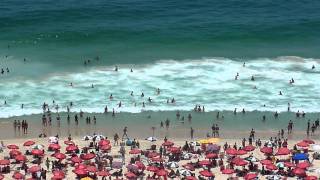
[
  {"x1": 190, "y1": 127, "x2": 194, "y2": 139},
  {"x1": 122, "y1": 127, "x2": 128, "y2": 140},
  {"x1": 114, "y1": 133, "x2": 119, "y2": 146}
]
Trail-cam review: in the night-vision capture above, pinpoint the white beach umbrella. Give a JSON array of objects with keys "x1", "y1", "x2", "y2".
[
  {"x1": 179, "y1": 169, "x2": 191, "y2": 176},
  {"x1": 311, "y1": 144, "x2": 320, "y2": 152},
  {"x1": 167, "y1": 162, "x2": 179, "y2": 168},
  {"x1": 183, "y1": 153, "x2": 193, "y2": 160},
  {"x1": 32, "y1": 144, "x2": 44, "y2": 150},
  {"x1": 82, "y1": 135, "x2": 93, "y2": 141},
  {"x1": 145, "y1": 136, "x2": 157, "y2": 142},
  {"x1": 48, "y1": 136, "x2": 58, "y2": 144},
  {"x1": 93, "y1": 135, "x2": 105, "y2": 141}
]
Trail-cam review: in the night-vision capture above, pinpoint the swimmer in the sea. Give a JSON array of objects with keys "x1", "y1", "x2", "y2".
[
  {"x1": 109, "y1": 94, "x2": 113, "y2": 100},
  {"x1": 312, "y1": 65, "x2": 315, "y2": 69},
  {"x1": 130, "y1": 69, "x2": 133, "y2": 72},
  {"x1": 130, "y1": 91, "x2": 133, "y2": 96},
  {"x1": 156, "y1": 88, "x2": 160, "y2": 95},
  {"x1": 91, "y1": 84, "x2": 94, "y2": 88},
  {"x1": 115, "y1": 66, "x2": 118, "y2": 71},
  {"x1": 251, "y1": 75, "x2": 255, "y2": 81},
  {"x1": 279, "y1": 91, "x2": 282, "y2": 95},
  {"x1": 141, "y1": 92, "x2": 144, "y2": 97},
  {"x1": 148, "y1": 97, "x2": 152, "y2": 102}
]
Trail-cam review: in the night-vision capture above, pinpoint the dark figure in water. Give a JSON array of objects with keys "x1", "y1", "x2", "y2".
[
  {"x1": 279, "y1": 91, "x2": 282, "y2": 95},
  {"x1": 312, "y1": 65, "x2": 315, "y2": 69},
  {"x1": 115, "y1": 66, "x2": 118, "y2": 71},
  {"x1": 251, "y1": 75, "x2": 255, "y2": 81},
  {"x1": 274, "y1": 111, "x2": 279, "y2": 118}
]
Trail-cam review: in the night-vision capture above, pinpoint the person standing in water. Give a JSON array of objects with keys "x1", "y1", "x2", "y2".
[{"x1": 190, "y1": 127, "x2": 194, "y2": 139}]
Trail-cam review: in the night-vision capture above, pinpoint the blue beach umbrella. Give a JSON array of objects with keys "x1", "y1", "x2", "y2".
[{"x1": 293, "y1": 153, "x2": 308, "y2": 161}]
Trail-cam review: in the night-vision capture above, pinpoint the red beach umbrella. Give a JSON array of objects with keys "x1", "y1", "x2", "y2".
[
  {"x1": 199, "y1": 160, "x2": 211, "y2": 166},
  {"x1": 237, "y1": 149, "x2": 247, "y2": 155},
  {"x1": 12, "y1": 172, "x2": 24, "y2": 179},
  {"x1": 183, "y1": 163, "x2": 195, "y2": 171},
  {"x1": 98, "y1": 139, "x2": 110, "y2": 146},
  {"x1": 7, "y1": 144, "x2": 19, "y2": 149},
  {"x1": 297, "y1": 141, "x2": 309, "y2": 147},
  {"x1": 151, "y1": 156, "x2": 164, "y2": 162},
  {"x1": 0, "y1": 174, "x2": 4, "y2": 180},
  {"x1": 221, "y1": 168, "x2": 235, "y2": 174},
  {"x1": 73, "y1": 169, "x2": 88, "y2": 176},
  {"x1": 52, "y1": 171, "x2": 65, "y2": 179},
  {"x1": 243, "y1": 145, "x2": 255, "y2": 151},
  {"x1": 87, "y1": 165, "x2": 97, "y2": 173},
  {"x1": 15, "y1": 155, "x2": 26, "y2": 162},
  {"x1": 0, "y1": 159, "x2": 10, "y2": 165},
  {"x1": 53, "y1": 153, "x2": 66, "y2": 160},
  {"x1": 266, "y1": 164, "x2": 277, "y2": 171},
  {"x1": 244, "y1": 173, "x2": 257, "y2": 180},
  {"x1": 97, "y1": 170, "x2": 110, "y2": 177},
  {"x1": 162, "y1": 141, "x2": 174, "y2": 146},
  {"x1": 186, "y1": 176, "x2": 197, "y2": 180},
  {"x1": 135, "y1": 161, "x2": 145, "y2": 170},
  {"x1": 157, "y1": 169, "x2": 168, "y2": 176},
  {"x1": 81, "y1": 153, "x2": 95, "y2": 160},
  {"x1": 226, "y1": 148, "x2": 237, "y2": 155},
  {"x1": 260, "y1": 147, "x2": 273, "y2": 154},
  {"x1": 296, "y1": 162, "x2": 310, "y2": 169},
  {"x1": 28, "y1": 166, "x2": 41, "y2": 173},
  {"x1": 31, "y1": 149, "x2": 44, "y2": 156},
  {"x1": 75, "y1": 164, "x2": 87, "y2": 170},
  {"x1": 147, "y1": 152, "x2": 159, "y2": 158},
  {"x1": 23, "y1": 141, "x2": 35, "y2": 146},
  {"x1": 206, "y1": 153, "x2": 218, "y2": 159},
  {"x1": 276, "y1": 147, "x2": 291, "y2": 155},
  {"x1": 66, "y1": 145, "x2": 78, "y2": 152},
  {"x1": 125, "y1": 172, "x2": 136, "y2": 178},
  {"x1": 71, "y1": 156, "x2": 82, "y2": 163},
  {"x1": 284, "y1": 161, "x2": 295, "y2": 168},
  {"x1": 129, "y1": 149, "x2": 141, "y2": 154},
  {"x1": 64, "y1": 140, "x2": 75, "y2": 145},
  {"x1": 49, "y1": 144, "x2": 61, "y2": 150},
  {"x1": 303, "y1": 139, "x2": 315, "y2": 144},
  {"x1": 234, "y1": 159, "x2": 248, "y2": 166},
  {"x1": 100, "y1": 145, "x2": 111, "y2": 151},
  {"x1": 10, "y1": 150, "x2": 21, "y2": 156},
  {"x1": 306, "y1": 175, "x2": 318, "y2": 180},
  {"x1": 169, "y1": 146, "x2": 181, "y2": 154},
  {"x1": 293, "y1": 168, "x2": 306, "y2": 177},
  {"x1": 146, "y1": 166, "x2": 158, "y2": 172},
  {"x1": 260, "y1": 159, "x2": 272, "y2": 166},
  {"x1": 199, "y1": 170, "x2": 214, "y2": 177}
]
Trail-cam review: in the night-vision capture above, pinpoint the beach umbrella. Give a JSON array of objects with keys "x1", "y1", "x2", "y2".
[
  {"x1": 135, "y1": 161, "x2": 145, "y2": 170},
  {"x1": 276, "y1": 162, "x2": 285, "y2": 169},
  {"x1": 64, "y1": 140, "x2": 75, "y2": 145},
  {"x1": 260, "y1": 159, "x2": 273, "y2": 166},
  {"x1": 296, "y1": 161, "x2": 310, "y2": 169},
  {"x1": 23, "y1": 140, "x2": 35, "y2": 146},
  {"x1": 167, "y1": 161, "x2": 179, "y2": 168},
  {"x1": 15, "y1": 155, "x2": 26, "y2": 162},
  {"x1": 49, "y1": 143, "x2": 61, "y2": 151},
  {"x1": 199, "y1": 170, "x2": 214, "y2": 177},
  {"x1": 10, "y1": 150, "x2": 21, "y2": 156},
  {"x1": 0, "y1": 174, "x2": 4, "y2": 180},
  {"x1": 96, "y1": 170, "x2": 110, "y2": 177},
  {"x1": 206, "y1": 153, "x2": 218, "y2": 159},
  {"x1": 293, "y1": 153, "x2": 308, "y2": 161},
  {"x1": 237, "y1": 149, "x2": 247, "y2": 155},
  {"x1": 303, "y1": 139, "x2": 315, "y2": 144},
  {"x1": 12, "y1": 172, "x2": 24, "y2": 179},
  {"x1": 293, "y1": 168, "x2": 306, "y2": 177},
  {"x1": 0, "y1": 159, "x2": 10, "y2": 165},
  {"x1": 93, "y1": 135, "x2": 105, "y2": 141},
  {"x1": 75, "y1": 164, "x2": 87, "y2": 170},
  {"x1": 53, "y1": 152, "x2": 66, "y2": 160},
  {"x1": 31, "y1": 149, "x2": 44, "y2": 156},
  {"x1": 234, "y1": 159, "x2": 248, "y2": 166},
  {"x1": 7, "y1": 144, "x2": 19, "y2": 149},
  {"x1": 260, "y1": 147, "x2": 273, "y2": 154},
  {"x1": 146, "y1": 136, "x2": 157, "y2": 142},
  {"x1": 157, "y1": 169, "x2": 168, "y2": 176},
  {"x1": 198, "y1": 138, "x2": 220, "y2": 144},
  {"x1": 221, "y1": 168, "x2": 235, "y2": 174},
  {"x1": 275, "y1": 147, "x2": 290, "y2": 155},
  {"x1": 48, "y1": 136, "x2": 59, "y2": 144},
  {"x1": 206, "y1": 144, "x2": 220, "y2": 152},
  {"x1": 266, "y1": 164, "x2": 277, "y2": 171},
  {"x1": 125, "y1": 172, "x2": 136, "y2": 179},
  {"x1": 100, "y1": 145, "x2": 111, "y2": 151},
  {"x1": 168, "y1": 146, "x2": 181, "y2": 154},
  {"x1": 162, "y1": 141, "x2": 174, "y2": 146},
  {"x1": 127, "y1": 164, "x2": 139, "y2": 172},
  {"x1": 183, "y1": 153, "x2": 193, "y2": 160},
  {"x1": 32, "y1": 144, "x2": 44, "y2": 150},
  {"x1": 151, "y1": 156, "x2": 164, "y2": 162},
  {"x1": 183, "y1": 163, "x2": 195, "y2": 171},
  {"x1": 52, "y1": 170, "x2": 65, "y2": 179},
  {"x1": 284, "y1": 161, "x2": 295, "y2": 168},
  {"x1": 180, "y1": 169, "x2": 192, "y2": 176},
  {"x1": 246, "y1": 156, "x2": 258, "y2": 162},
  {"x1": 226, "y1": 148, "x2": 237, "y2": 155},
  {"x1": 71, "y1": 156, "x2": 82, "y2": 163},
  {"x1": 81, "y1": 153, "x2": 95, "y2": 160},
  {"x1": 66, "y1": 145, "x2": 78, "y2": 152},
  {"x1": 297, "y1": 141, "x2": 309, "y2": 148},
  {"x1": 186, "y1": 176, "x2": 197, "y2": 180},
  {"x1": 147, "y1": 152, "x2": 159, "y2": 158},
  {"x1": 87, "y1": 165, "x2": 97, "y2": 173},
  {"x1": 243, "y1": 145, "x2": 255, "y2": 152},
  {"x1": 305, "y1": 175, "x2": 318, "y2": 180},
  {"x1": 146, "y1": 166, "x2": 158, "y2": 172},
  {"x1": 98, "y1": 139, "x2": 110, "y2": 146},
  {"x1": 199, "y1": 160, "x2": 211, "y2": 166},
  {"x1": 112, "y1": 161, "x2": 123, "y2": 169},
  {"x1": 311, "y1": 144, "x2": 320, "y2": 152},
  {"x1": 28, "y1": 165, "x2": 41, "y2": 173},
  {"x1": 73, "y1": 169, "x2": 88, "y2": 176},
  {"x1": 129, "y1": 149, "x2": 141, "y2": 154},
  {"x1": 244, "y1": 173, "x2": 257, "y2": 180},
  {"x1": 82, "y1": 135, "x2": 92, "y2": 141}
]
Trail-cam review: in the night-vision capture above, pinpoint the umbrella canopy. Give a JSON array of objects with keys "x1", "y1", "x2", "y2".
[
  {"x1": 31, "y1": 149, "x2": 44, "y2": 156},
  {"x1": 183, "y1": 163, "x2": 195, "y2": 171},
  {"x1": 260, "y1": 159, "x2": 273, "y2": 166},
  {"x1": 199, "y1": 160, "x2": 211, "y2": 166},
  {"x1": 7, "y1": 144, "x2": 19, "y2": 149},
  {"x1": 297, "y1": 141, "x2": 309, "y2": 148},
  {"x1": 303, "y1": 139, "x2": 315, "y2": 144},
  {"x1": 15, "y1": 155, "x2": 26, "y2": 162},
  {"x1": 206, "y1": 144, "x2": 220, "y2": 152},
  {"x1": 293, "y1": 168, "x2": 306, "y2": 177},
  {"x1": 221, "y1": 168, "x2": 235, "y2": 174},
  {"x1": 0, "y1": 174, "x2": 3, "y2": 180},
  {"x1": 98, "y1": 139, "x2": 110, "y2": 146},
  {"x1": 180, "y1": 169, "x2": 191, "y2": 176},
  {"x1": 284, "y1": 161, "x2": 295, "y2": 168},
  {"x1": 125, "y1": 172, "x2": 137, "y2": 178},
  {"x1": 75, "y1": 164, "x2": 87, "y2": 170},
  {"x1": 260, "y1": 147, "x2": 273, "y2": 154},
  {"x1": 306, "y1": 175, "x2": 318, "y2": 180},
  {"x1": 234, "y1": 159, "x2": 248, "y2": 166},
  {"x1": 186, "y1": 176, "x2": 197, "y2": 180},
  {"x1": 296, "y1": 161, "x2": 310, "y2": 169},
  {"x1": 100, "y1": 145, "x2": 111, "y2": 151},
  {"x1": 32, "y1": 144, "x2": 44, "y2": 150},
  {"x1": 126, "y1": 164, "x2": 138, "y2": 172},
  {"x1": 199, "y1": 170, "x2": 214, "y2": 177},
  {"x1": 168, "y1": 146, "x2": 181, "y2": 154},
  {"x1": 71, "y1": 156, "x2": 82, "y2": 163},
  {"x1": 162, "y1": 141, "x2": 174, "y2": 146},
  {"x1": 276, "y1": 147, "x2": 291, "y2": 155},
  {"x1": 293, "y1": 153, "x2": 308, "y2": 161},
  {"x1": 167, "y1": 162, "x2": 179, "y2": 168},
  {"x1": 73, "y1": 169, "x2": 88, "y2": 176},
  {"x1": 206, "y1": 153, "x2": 218, "y2": 159},
  {"x1": 146, "y1": 136, "x2": 157, "y2": 142},
  {"x1": 53, "y1": 153, "x2": 66, "y2": 160},
  {"x1": 23, "y1": 141, "x2": 35, "y2": 147},
  {"x1": 157, "y1": 169, "x2": 168, "y2": 176},
  {"x1": 48, "y1": 143, "x2": 61, "y2": 150},
  {"x1": 198, "y1": 138, "x2": 220, "y2": 144},
  {"x1": 244, "y1": 173, "x2": 257, "y2": 180},
  {"x1": 52, "y1": 170, "x2": 65, "y2": 179},
  {"x1": 28, "y1": 166, "x2": 41, "y2": 173},
  {"x1": 93, "y1": 135, "x2": 105, "y2": 141},
  {"x1": 237, "y1": 149, "x2": 247, "y2": 155},
  {"x1": 243, "y1": 145, "x2": 255, "y2": 151},
  {"x1": 12, "y1": 172, "x2": 24, "y2": 179},
  {"x1": 66, "y1": 145, "x2": 78, "y2": 152},
  {"x1": 48, "y1": 137, "x2": 59, "y2": 144},
  {"x1": 0, "y1": 159, "x2": 10, "y2": 165},
  {"x1": 226, "y1": 148, "x2": 237, "y2": 155},
  {"x1": 146, "y1": 166, "x2": 158, "y2": 172},
  {"x1": 135, "y1": 161, "x2": 145, "y2": 170},
  {"x1": 64, "y1": 140, "x2": 75, "y2": 145},
  {"x1": 97, "y1": 170, "x2": 110, "y2": 177},
  {"x1": 81, "y1": 153, "x2": 95, "y2": 160},
  {"x1": 129, "y1": 149, "x2": 141, "y2": 154},
  {"x1": 87, "y1": 166, "x2": 97, "y2": 173},
  {"x1": 112, "y1": 161, "x2": 123, "y2": 169},
  {"x1": 266, "y1": 164, "x2": 277, "y2": 171}
]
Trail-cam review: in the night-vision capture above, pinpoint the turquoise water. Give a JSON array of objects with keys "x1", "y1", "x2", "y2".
[{"x1": 0, "y1": 0, "x2": 320, "y2": 117}]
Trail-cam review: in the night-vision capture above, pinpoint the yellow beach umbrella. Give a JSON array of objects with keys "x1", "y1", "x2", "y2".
[
  {"x1": 198, "y1": 138, "x2": 220, "y2": 144},
  {"x1": 81, "y1": 177, "x2": 93, "y2": 180}
]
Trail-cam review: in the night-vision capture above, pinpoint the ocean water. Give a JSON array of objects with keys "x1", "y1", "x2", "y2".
[{"x1": 0, "y1": 0, "x2": 320, "y2": 117}]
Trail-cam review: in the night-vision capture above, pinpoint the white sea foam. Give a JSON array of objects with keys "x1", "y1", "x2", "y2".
[{"x1": 0, "y1": 56, "x2": 319, "y2": 118}]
